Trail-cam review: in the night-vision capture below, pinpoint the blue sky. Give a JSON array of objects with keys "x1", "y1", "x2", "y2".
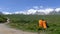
[{"x1": 0, "y1": 0, "x2": 60, "y2": 14}]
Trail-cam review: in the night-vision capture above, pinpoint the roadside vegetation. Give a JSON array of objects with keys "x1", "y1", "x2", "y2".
[
  {"x1": 0, "y1": 15, "x2": 7, "y2": 23},
  {"x1": 5, "y1": 14, "x2": 60, "y2": 34}
]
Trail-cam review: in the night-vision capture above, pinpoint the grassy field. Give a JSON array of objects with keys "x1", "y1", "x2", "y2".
[{"x1": 5, "y1": 14, "x2": 60, "y2": 34}]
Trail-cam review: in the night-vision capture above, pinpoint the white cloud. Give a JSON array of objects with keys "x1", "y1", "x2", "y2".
[
  {"x1": 33, "y1": 6, "x2": 39, "y2": 9},
  {"x1": 15, "y1": 11, "x2": 22, "y2": 14},
  {"x1": 1, "y1": 6, "x2": 60, "y2": 15},
  {"x1": 15, "y1": 11, "x2": 27, "y2": 14},
  {"x1": 15, "y1": 9, "x2": 37, "y2": 15},
  {"x1": 14, "y1": 8, "x2": 54, "y2": 15},
  {"x1": 37, "y1": 8, "x2": 54, "y2": 14},
  {"x1": 2, "y1": 6, "x2": 54, "y2": 15},
  {"x1": 2, "y1": 12, "x2": 12, "y2": 14},
  {"x1": 44, "y1": 8, "x2": 54, "y2": 14},
  {"x1": 27, "y1": 9, "x2": 37, "y2": 14},
  {"x1": 55, "y1": 8, "x2": 60, "y2": 12},
  {"x1": 33, "y1": 6, "x2": 43, "y2": 9}
]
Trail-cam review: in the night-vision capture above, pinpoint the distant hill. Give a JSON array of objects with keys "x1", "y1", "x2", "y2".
[
  {"x1": 49, "y1": 11, "x2": 60, "y2": 15},
  {"x1": 33, "y1": 11, "x2": 45, "y2": 15},
  {"x1": 0, "y1": 10, "x2": 60, "y2": 15},
  {"x1": 0, "y1": 12, "x2": 3, "y2": 15}
]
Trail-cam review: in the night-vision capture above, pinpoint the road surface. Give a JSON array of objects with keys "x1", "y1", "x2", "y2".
[{"x1": 0, "y1": 23, "x2": 37, "y2": 34}]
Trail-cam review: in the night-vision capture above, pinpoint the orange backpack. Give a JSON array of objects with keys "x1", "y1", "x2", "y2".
[
  {"x1": 39, "y1": 20, "x2": 43, "y2": 27},
  {"x1": 43, "y1": 21, "x2": 47, "y2": 29},
  {"x1": 39, "y1": 20, "x2": 47, "y2": 29}
]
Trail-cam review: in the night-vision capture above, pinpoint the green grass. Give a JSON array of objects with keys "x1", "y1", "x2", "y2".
[{"x1": 6, "y1": 14, "x2": 60, "y2": 34}]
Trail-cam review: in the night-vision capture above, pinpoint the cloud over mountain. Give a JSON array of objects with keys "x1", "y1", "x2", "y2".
[
  {"x1": 1, "y1": 7, "x2": 60, "y2": 15},
  {"x1": 2, "y1": 11, "x2": 12, "y2": 15}
]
